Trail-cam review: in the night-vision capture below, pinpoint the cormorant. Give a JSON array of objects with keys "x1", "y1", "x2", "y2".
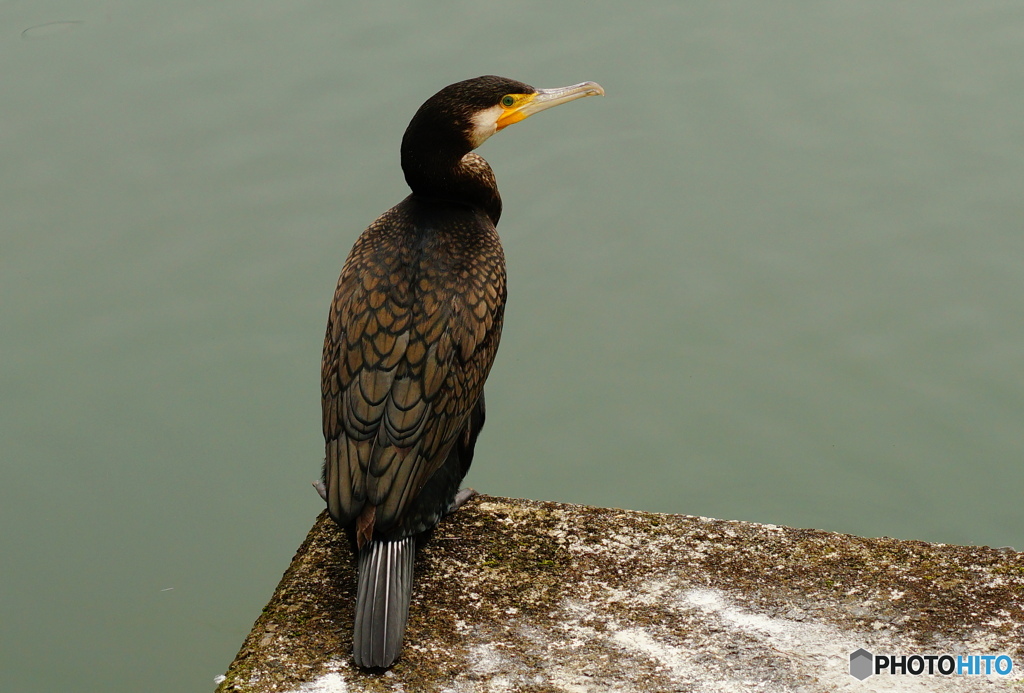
[{"x1": 318, "y1": 75, "x2": 604, "y2": 669}]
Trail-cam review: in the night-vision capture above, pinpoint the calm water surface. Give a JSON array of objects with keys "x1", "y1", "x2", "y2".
[{"x1": 3, "y1": 1, "x2": 1023, "y2": 691}]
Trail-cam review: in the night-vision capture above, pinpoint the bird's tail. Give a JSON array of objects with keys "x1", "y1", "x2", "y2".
[{"x1": 353, "y1": 536, "x2": 416, "y2": 668}]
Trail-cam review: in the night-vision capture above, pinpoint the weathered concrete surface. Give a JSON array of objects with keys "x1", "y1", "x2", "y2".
[{"x1": 216, "y1": 496, "x2": 1023, "y2": 692}]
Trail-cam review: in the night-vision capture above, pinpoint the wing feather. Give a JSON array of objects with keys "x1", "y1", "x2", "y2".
[{"x1": 322, "y1": 202, "x2": 506, "y2": 537}]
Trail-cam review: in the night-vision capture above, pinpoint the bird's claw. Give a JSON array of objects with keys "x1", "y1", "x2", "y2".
[{"x1": 313, "y1": 480, "x2": 327, "y2": 502}]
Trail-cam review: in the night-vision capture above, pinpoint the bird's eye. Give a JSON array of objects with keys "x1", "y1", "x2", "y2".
[{"x1": 501, "y1": 95, "x2": 516, "y2": 108}]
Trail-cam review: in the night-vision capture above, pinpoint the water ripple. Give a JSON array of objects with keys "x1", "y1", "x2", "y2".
[{"x1": 21, "y1": 21, "x2": 83, "y2": 40}]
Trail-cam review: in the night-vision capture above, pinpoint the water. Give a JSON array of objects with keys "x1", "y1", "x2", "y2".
[{"x1": 2, "y1": 1, "x2": 1023, "y2": 690}]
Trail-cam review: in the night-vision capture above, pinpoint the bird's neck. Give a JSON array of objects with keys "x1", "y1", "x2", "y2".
[{"x1": 401, "y1": 147, "x2": 503, "y2": 226}]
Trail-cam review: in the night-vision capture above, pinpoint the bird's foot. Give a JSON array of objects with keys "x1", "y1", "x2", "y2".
[
  {"x1": 446, "y1": 488, "x2": 479, "y2": 515},
  {"x1": 313, "y1": 480, "x2": 327, "y2": 502}
]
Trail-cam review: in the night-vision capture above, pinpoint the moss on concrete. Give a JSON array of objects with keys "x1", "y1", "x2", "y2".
[{"x1": 216, "y1": 496, "x2": 1024, "y2": 692}]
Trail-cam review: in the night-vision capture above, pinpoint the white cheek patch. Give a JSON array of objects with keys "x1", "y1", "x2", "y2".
[{"x1": 468, "y1": 104, "x2": 505, "y2": 148}]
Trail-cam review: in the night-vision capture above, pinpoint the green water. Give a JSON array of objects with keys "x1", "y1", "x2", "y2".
[{"x1": 2, "y1": 1, "x2": 1023, "y2": 690}]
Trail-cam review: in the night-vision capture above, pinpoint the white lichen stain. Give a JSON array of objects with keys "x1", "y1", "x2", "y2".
[
  {"x1": 287, "y1": 671, "x2": 349, "y2": 693},
  {"x1": 468, "y1": 642, "x2": 505, "y2": 676}
]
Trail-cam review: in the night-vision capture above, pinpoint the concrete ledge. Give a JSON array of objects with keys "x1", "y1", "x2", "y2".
[{"x1": 216, "y1": 496, "x2": 1023, "y2": 692}]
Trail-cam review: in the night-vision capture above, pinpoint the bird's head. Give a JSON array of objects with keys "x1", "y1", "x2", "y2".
[{"x1": 402, "y1": 75, "x2": 605, "y2": 156}]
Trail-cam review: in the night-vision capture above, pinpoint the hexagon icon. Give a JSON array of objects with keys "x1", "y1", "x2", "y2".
[{"x1": 849, "y1": 648, "x2": 874, "y2": 680}]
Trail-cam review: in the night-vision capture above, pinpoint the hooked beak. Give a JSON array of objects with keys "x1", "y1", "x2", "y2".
[{"x1": 495, "y1": 81, "x2": 605, "y2": 130}]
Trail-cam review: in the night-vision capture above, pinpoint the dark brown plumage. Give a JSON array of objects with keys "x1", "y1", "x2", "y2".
[
  {"x1": 319, "y1": 75, "x2": 603, "y2": 669},
  {"x1": 322, "y1": 196, "x2": 505, "y2": 538}
]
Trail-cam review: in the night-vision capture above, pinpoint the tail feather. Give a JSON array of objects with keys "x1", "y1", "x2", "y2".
[{"x1": 353, "y1": 537, "x2": 415, "y2": 668}]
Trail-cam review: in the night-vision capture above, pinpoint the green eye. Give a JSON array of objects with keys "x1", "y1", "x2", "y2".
[{"x1": 501, "y1": 95, "x2": 516, "y2": 107}]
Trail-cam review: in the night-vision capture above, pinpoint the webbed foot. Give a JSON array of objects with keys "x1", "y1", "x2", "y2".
[
  {"x1": 313, "y1": 480, "x2": 327, "y2": 502},
  {"x1": 446, "y1": 487, "x2": 479, "y2": 515}
]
